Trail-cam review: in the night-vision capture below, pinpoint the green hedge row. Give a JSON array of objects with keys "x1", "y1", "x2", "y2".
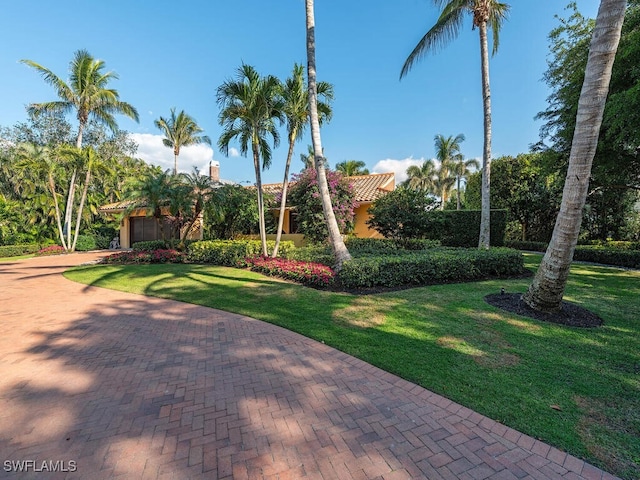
[
  {"x1": 0, "y1": 244, "x2": 41, "y2": 257},
  {"x1": 132, "y1": 240, "x2": 170, "y2": 251},
  {"x1": 345, "y1": 237, "x2": 440, "y2": 254},
  {"x1": 339, "y1": 248, "x2": 525, "y2": 289},
  {"x1": 425, "y1": 210, "x2": 508, "y2": 247},
  {"x1": 573, "y1": 246, "x2": 640, "y2": 269},
  {"x1": 187, "y1": 240, "x2": 295, "y2": 266},
  {"x1": 506, "y1": 240, "x2": 640, "y2": 269}
]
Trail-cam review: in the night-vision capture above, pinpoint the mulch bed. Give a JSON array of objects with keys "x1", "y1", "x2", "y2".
[{"x1": 485, "y1": 292, "x2": 603, "y2": 328}]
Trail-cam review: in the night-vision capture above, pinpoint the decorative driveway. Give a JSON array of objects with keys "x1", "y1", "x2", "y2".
[{"x1": 0, "y1": 253, "x2": 618, "y2": 479}]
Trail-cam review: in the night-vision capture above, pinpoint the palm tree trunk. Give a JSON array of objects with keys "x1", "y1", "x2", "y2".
[
  {"x1": 174, "y1": 153, "x2": 178, "y2": 176},
  {"x1": 457, "y1": 176, "x2": 462, "y2": 210},
  {"x1": 71, "y1": 169, "x2": 92, "y2": 252},
  {"x1": 252, "y1": 141, "x2": 268, "y2": 257},
  {"x1": 63, "y1": 170, "x2": 77, "y2": 251},
  {"x1": 523, "y1": 0, "x2": 627, "y2": 312},
  {"x1": 273, "y1": 131, "x2": 297, "y2": 258},
  {"x1": 48, "y1": 174, "x2": 68, "y2": 250},
  {"x1": 478, "y1": 21, "x2": 492, "y2": 249},
  {"x1": 306, "y1": 0, "x2": 351, "y2": 270}
]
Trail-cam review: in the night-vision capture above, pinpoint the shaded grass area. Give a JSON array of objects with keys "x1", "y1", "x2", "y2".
[
  {"x1": 65, "y1": 254, "x2": 640, "y2": 479},
  {"x1": 0, "y1": 254, "x2": 35, "y2": 262}
]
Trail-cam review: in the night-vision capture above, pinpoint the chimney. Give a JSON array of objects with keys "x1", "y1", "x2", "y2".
[{"x1": 209, "y1": 160, "x2": 220, "y2": 183}]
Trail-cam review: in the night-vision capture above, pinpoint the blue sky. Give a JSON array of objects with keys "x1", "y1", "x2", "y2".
[{"x1": 1, "y1": 0, "x2": 600, "y2": 185}]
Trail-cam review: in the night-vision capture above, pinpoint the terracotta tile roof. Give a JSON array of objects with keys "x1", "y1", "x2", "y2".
[
  {"x1": 261, "y1": 172, "x2": 395, "y2": 204},
  {"x1": 98, "y1": 200, "x2": 143, "y2": 213}
]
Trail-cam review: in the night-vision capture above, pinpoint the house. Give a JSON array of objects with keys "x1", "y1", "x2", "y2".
[
  {"x1": 98, "y1": 162, "x2": 228, "y2": 248},
  {"x1": 262, "y1": 172, "x2": 395, "y2": 240},
  {"x1": 99, "y1": 167, "x2": 395, "y2": 247}
]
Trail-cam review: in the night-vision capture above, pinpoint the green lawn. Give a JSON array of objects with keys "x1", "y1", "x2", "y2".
[
  {"x1": 0, "y1": 254, "x2": 35, "y2": 262},
  {"x1": 65, "y1": 253, "x2": 640, "y2": 479}
]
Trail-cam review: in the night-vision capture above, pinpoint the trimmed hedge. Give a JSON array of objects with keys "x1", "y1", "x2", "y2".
[
  {"x1": 573, "y1": 246, "x2": 640, "y2": 269},
  {"x1": 505, "y1": 240, "x2": 548, "y2": 252},
  {"x1": 187, "y1": 240, "x2": 295, "y2": 266},
  {"x1": 338, "y1": 247, "x2": 525, "y2": 289},
  {"x1": 75, "y1": 235, "x2": 97, "y2": 251},
  {"x1": 0, "y1": 244, "x2": 40, "y2": 258},
  {"x1": 132, "y1": 240, "x2": 169, "y2": 251},
  {"x1": 285, "y1": 245, "x2": 335, "y2": 267},
  {"x1": 425, "y1": 210, "x2": 508, "y2": 247},
  {"x1": 345, "y1": 237, "x2": 440, "y2": 254}
]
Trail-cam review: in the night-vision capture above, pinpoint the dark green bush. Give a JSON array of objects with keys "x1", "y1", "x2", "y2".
[
  {"x1": 573, "y1": 246, "x2": 640, "y2": 269},
  {"x1": 74, "y1": 235, "x2": 97, "y2": 251},
  {"x1": 505, "y1": 240, "x2": 548, "y2": 252},
  {"x1": 187, "y1": 240, "x2": 295, "y2": 266},
  {"x1": 345, "y1": 237, "x2": 440, "y2": 254},
  {"x1": 284, "y1": 245, "x2": 335, "y2": 267},
  {"x1": 132, "y1": 240, "x2": 169, "y2": 252},
  {"x1": 429, "y1": 210, "x2": 508, "y2": 247},
  {"x1": 0, "y1": 244, "x2": 40, "y2": 257},
  {"x1": 338, "y1": 248, "x2": 525, "y2": 289}
]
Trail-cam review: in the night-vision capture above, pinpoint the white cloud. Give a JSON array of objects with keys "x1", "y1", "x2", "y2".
[
  {"x1": 372, "y1": 157, "x2": 430, "y2": 184},
  {"x1": 129, "y1": 133, "x2": 215, "y2": 174},
  {"x1": 229, "y1": 147, "x2": 240, "y2": 157}
]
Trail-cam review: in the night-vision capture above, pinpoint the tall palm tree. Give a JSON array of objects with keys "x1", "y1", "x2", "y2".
[
  {"x1": 523, "y1": 0, "x2": 627, "y2": 313},
  {"x1": 335, "y1": 160, "x2": 370, "y2": 176},
  {"x1": 306, "y1": 0, "x2": 352, "y2": 269},
  {"x1": 401, "y1": 1, "x2": 510, "y2": 247},
  {"x1": 21, "y1": 49, "x2": 139, "y2": 241},
  {"x1": 452, "y1": 157, "x2": 480, "y2": 210},
  {"x1": 272, "y1": 64, "x2": 334, "y2": 258},
  {"x1": 434, "y1": 133, "x2": 465, "y2": 209},
  {"x1": 405, "y1": 159, "x2": 437, "y2": 193},
  {"x1": 154, "y1": 108, "x2": 211, "y2": 175},
  {"x1": 217, "y1": 64, "x2": 284, "y2": 256}
]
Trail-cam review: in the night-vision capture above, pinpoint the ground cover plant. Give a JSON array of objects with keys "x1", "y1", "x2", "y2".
[{"x1": 65, "y1": 254, "x2": 640, "y2": 479}]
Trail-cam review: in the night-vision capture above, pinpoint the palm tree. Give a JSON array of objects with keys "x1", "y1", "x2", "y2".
[
  {"x1": 21, "y1": 49, "x2": 139, "y2": 242},
  {"x1": 300, "y1": 144, "x2": 318, "y2": 169},
  {"x1": 405, "y1": 159, "x2": 437, "y2": 193},
  {"x1": 401, "y1": 1, "x2": 510, "y2": 247},
  {"x1": 154, "y1": 108, "x2": 211, "y2": 175},
  {"x1": 335, "y1": 160, "x2": 370, "y2": 176},
  {"x1": 523, "y1": 0, "x2": 627, "y2": 313},
  {"x1": 434, "y1": 134, "x2": 465, "y2": 209},
  {"x1": 127, "y1": 170, "x2": 176, "y2": 240},
  {"x1": 306, "y1": 0, "x2": 352, "y2": 269},
  {"x1": 452, "y1": 157, "x2": 480, "y2": 210},
  {"x1": 273, "y1": 64, "x2": 334, "y2": 258},
  {"x1": 217, "y1": 64, "x2": 284, "y2": 257},
  {"x1": 177, "y1": 168, "x2": 214, "y2": 246}
]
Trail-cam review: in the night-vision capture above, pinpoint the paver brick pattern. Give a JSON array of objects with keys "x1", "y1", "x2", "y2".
[{"x1": 0, "y1": 253, "x2": 619, "y2": 479}]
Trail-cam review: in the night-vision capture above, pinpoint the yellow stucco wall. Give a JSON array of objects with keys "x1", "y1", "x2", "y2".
[{"x1": 352, "y1": 203, "x2": 383, "y2": 239}]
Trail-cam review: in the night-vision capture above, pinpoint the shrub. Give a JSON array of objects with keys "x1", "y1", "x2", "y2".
[
  {"x1": 132, "y1": 240, "x2": 169, "y2": 251},
  {"x1": 284, "y1": 244, "x2": 335, "y2": 267},
  {"x1": 187, "y1": 240, "x2": 295, "y2": 266},
  {"x1": 287, "y1": 168, "x2": 358, "y2": 243},
  {"x1": 36, "y1": 245, "x2": 66, "y2": 256},
  {"x1": 74, "y1": 235, "x2": 97, "y2": 251},
  {"x1": 573, "y1": 246, "x2": 640, "y2": 269},
  {"x1": 338, "y1": 248, "x2": 525, "y2": 289},
  {"x1": 0, "y1": 244, "x2": 40, "y2": 258},
  {"x1": 505, "y1": 240, "x2": 548, "y2": 252},
  {"x1": 345, "y1": 237, "x2": 440, "y2": 255},
  {"x1": 241, "y1": 256, "x2": 335, "y2": 287},
  {"x1": 102, "y1": 249, "x2": 185, "y2": 264}
]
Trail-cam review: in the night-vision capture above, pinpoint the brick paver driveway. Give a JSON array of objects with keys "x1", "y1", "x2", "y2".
[{"x1": 0, "y1": 253, "x2": 618, "y2": 479}]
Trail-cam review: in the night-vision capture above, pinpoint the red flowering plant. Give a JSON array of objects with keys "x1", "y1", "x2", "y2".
[
  {"x1": 36, "y1": 245, "x2": 66, "y2": 256},
  {"x1": 240, "y1": 255, "x2": 335, "y2": 287},
  {"x1": 102, "y1": 249, "x2": 185, "y2": 265}
]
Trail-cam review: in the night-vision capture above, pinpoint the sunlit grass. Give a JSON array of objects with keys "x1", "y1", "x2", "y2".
[{"x1": 65, "y1": 253, "x2": 640, "y2": 479}]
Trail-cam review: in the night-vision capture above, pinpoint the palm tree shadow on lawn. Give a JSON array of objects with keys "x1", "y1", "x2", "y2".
[{"x1": 485, "y1": 292, "x2": 603, "y2": 328}]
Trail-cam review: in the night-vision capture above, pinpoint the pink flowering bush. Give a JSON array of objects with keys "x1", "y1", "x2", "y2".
[
  {"x1": 102, "y1": 249, "x2": 185, "y2": 265},
  {"x1": 240, "y1": 255, "x2": 335, "y2": 287},
  {"x1": 36, "y1": 245, "x2": 66, "y2": 256}
]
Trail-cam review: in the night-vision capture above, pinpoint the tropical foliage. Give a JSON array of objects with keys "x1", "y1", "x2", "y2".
[
  {"x1": 287, "y1": 167, "x2": 357, "y2": 244},
  {"x1": 335, "y1": 160, "x2": 369, "y2": 176},
  {"x1": 155, "y1": 108, "x2": 211, "y2": 174},
  {"x1": 217, "y1": 64, "x2": 284, "y2": 257}
]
